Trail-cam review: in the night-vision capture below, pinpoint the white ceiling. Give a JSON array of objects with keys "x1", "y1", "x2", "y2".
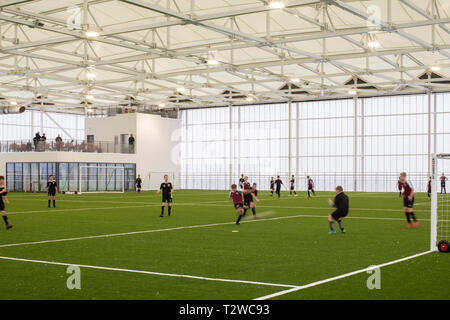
[{"x1": 0, "y1": 0, "x2": 449, "y2": 113}]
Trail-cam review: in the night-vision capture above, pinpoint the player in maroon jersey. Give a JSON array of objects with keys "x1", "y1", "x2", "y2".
[
  {"x1": 307, "y1": 176, "x2": 315, "y2": 198},
  {"x1": 229, "y1": 183, "x2": 257, "y2": 225},
  {"x1": 399, "y1": 172, "x2": 419, "y2": 229},
  {"x1": 427, "y1": 176, "x2": 432, "y2": 199},
  {"x1": 440, "y1": 173, "x2": 448, "y2": 194},
  {"x1": 242, "y1": 176, "x2": 259, "y2": 218},
  {"x1": 397, "y1": 177, "x2": 402, "y2": 197}
]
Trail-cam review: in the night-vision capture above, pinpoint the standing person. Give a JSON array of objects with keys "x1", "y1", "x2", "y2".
[
  {"x1": 274, "y1": 176, "x2": 283, "y2": 199},
  {"x1": 33, "y1": 131, "x2": 41, "y2": 151},
  {"x1": 289, "y1": 175, "x2": 297, "y2": 197},
  {"x1": 441, "y1": 173, "x2": 448, "y2": 194},
  {"x1": 230, "y1": 184, "x2": 245, "y2": 225},
  {"x1": 327, "y1": 186, "x2": 349, "y2": 235},
  {"x1": 427, "y1": 176, "x2": 432, "y2": 200},
  {"x1": 135, "y1": 174, "x2": 143, "y2": 193},
  {"x1": 128, "y1": 134, "x2": 135, "y2": 153},
  {"x1": 55, "y1": 134, "x2": 63, "y2": 151},
  {"x1": 399, "y1": 172, "x2": 419, "y2": 229},
  {"x1": 270, "y1": 177, "x2": 275, "y2": 196},
  {"x1": 307, "y1": 176, "x2": 316, "y2": 198},
  {"x1": 397, "y1": 177, "x2": 403, "y2": 198},
  {"x1": 41, "y1": 133, "x2": 47, "y2": 152},
  {"x1": 156, "y1": 174, "x2": 173, "y2": 217},
  {"x1": 239, "y1": 174, "x2": 245, "y2": 190},
  {"x1": 46, "y1": 175, "x2": 58, "y2": 208},
  {"x1": 0, "y1": 176, "x2": 12, "y2": 230},
  {"x1": 250, "y1": 183, "x2": 260, "y2": 218}
]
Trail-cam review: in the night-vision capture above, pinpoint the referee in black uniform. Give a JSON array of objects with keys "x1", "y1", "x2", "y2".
[
  {"x1": 327, "y1": 186, "x2": 348, "y2": 234},
  {"x1": 157, "y1": 174, "x2": 173, "y2": 217}
]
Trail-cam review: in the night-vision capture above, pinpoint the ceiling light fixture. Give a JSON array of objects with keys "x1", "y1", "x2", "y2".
[
  {"x1": 207, "y1": 59, "x2": 219, "y2": 65},
  {"x1": 176, "y1": 87, "x2": 185, "y2": 93},
  {"x1": 367, "y1": 40, "x2": 380, "y2": 48},
  {"x1": 85, "y1": 94, "x2": 94, "y2": 100},
  {"x1": 10, "y1": 100, "x2": 17, "y2": 105},
  {"x1": 158, "y1": 103, "x2": 166, "y2": 108},
  {"x1": 430, "y1": 66, "x2": 441, "y2": 72},
  {"x1": 85, "y1": 31, "x2": 100, "y2": 38},
  {"x1": 348, "y1": 90, "x2": 357, "y2": 95},
  {"x1": 86, "y1": 72, "x2": 97, "y2": 80},
  {"x1": 268, "y1": 1, "x2": 285, "y2": 9},
  {"x1": 290, "y1": 78, "x2": 300, "y2": 83}
]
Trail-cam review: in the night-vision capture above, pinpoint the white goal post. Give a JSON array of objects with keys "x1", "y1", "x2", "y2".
[
  {"x1": 431, "y1": 154, "x2": 450, "y2": 251},
  {"x1": 78, "y1": 165, "x2": 125, "y2": 194}
]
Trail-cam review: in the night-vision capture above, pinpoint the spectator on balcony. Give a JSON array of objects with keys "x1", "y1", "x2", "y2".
[
  {"x1": 128, "y1": 134, "x2": 135, "y2": 153},
  {"x1": 33, "y1": 131, "x2": 41, "y2": 151},
  {"x1": 41, "y1": 133, "x2": 47, "y2": 152},
  {"x1": 80, "y1": 140, "x2": 86, "y2": 152},
  {"x1": 55, "y1": 134, "x2": 62, "y2": 151}
]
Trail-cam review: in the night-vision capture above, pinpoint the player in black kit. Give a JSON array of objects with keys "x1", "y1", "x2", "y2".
[
  {"x1": 239, "y1": 174, "x2": 245, "y2": 189},
  {"x1": 274, "y1": 176, "x2": 283, "y2": 199},
  {"x1": 136, "y1": 174, "x2": 143, "y2": 193},
  {"x1": 0, "y1": 176, "x2": 12, "y2": 230},
  {"x1": 270, "y1": 177, "x2": 275, "y2": 196},
  {"x1": 157, "y1": 174, "x2": 173, "y2": 217},
  {"x1": 289, "y1": 175, "x2": 297, "y2": 197},
  {"x1": 327, "y1": 186, "x2": 349, "y2": 234},
  {"x1": 47, "y1": 175, "x2": 58, "y2": 208}
]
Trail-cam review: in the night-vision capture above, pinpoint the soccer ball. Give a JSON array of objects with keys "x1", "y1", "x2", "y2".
[{"x1": 437, "y1": 240, "x2": 450, "y2": 253}]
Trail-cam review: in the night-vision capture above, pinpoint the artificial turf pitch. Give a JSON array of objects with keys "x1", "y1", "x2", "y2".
[{"x1": 0, "y1": 190, "x2": 448, "y2": 300}]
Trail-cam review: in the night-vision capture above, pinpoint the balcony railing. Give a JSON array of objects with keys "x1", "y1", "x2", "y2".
[{"x1": 0, "y1": 139, "x2": 135, "y2": 154}]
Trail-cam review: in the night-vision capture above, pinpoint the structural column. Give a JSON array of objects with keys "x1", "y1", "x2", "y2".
[
  {"x1": 427, "y1": 90, "x2": 432, "y2": 176},
  {"x1": 353, "y1": 96, "x2": 358, "y2": 192},
  {"x1": 229, "y1": 103, "x2": 233, "y2": 187}
]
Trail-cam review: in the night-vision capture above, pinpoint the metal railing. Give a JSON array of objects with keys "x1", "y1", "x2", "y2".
[{"x1": 0, "y1": 139, "x2": 135, "y2": 154}]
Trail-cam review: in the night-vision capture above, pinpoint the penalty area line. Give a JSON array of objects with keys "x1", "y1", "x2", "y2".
[
  {"x1": 253, "y1": 250, "x2": 434, "y2": 300},
  {"x1": 0, "y1": 255, "x2": 297, "y2": 289}
]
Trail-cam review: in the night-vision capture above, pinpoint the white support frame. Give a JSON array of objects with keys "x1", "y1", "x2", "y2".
[{"x1": 78, "y1": 165, "x2": 125, "y2": 194}]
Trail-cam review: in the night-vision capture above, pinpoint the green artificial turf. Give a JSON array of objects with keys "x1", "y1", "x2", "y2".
[{"x1": 0, "y1": 190, "x2": 448, "y2": 300}]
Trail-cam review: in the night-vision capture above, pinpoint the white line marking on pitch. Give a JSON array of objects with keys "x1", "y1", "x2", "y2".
[
  {"x1": 0, "y1": 256, "x2": 296, "y2": 289},
  {"x1": 253, "y1": 250, "x2": 433, "y2": 300},
  {"x1": 0, "y1": 214, "x2": 429, "y2": 249}
]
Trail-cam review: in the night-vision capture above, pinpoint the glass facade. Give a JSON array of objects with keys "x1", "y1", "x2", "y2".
[
  {"x1": 0, "y1": 109, "x2": 85, "y2": 141},
  {"x1": 6, "y1": 162, "x2": 136, "y2": 192},
  {"x1": 180, "y1": 92, "x2": 450, "y2": 192}
]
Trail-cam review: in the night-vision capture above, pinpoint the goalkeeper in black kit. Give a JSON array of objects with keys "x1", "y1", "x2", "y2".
[{"x1": 327, "y1": 186, "x2": 349, "y2": 235}]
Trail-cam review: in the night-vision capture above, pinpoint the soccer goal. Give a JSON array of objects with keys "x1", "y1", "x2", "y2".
[
  {"x1": 431, "y1": 154, "x2": 450, "y2": 252},
  {"x1": 145, "y1": 171, "x2": 175, "y2": 190},
  {"x1": 78, "y1": 165, "x2": 125, "y2": 194}
]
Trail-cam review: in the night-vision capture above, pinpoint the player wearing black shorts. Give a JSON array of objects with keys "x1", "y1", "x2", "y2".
[
  {"x1": 427, "y1": 176, "x2": 432, "y2": 199},
  {"x1": 230, "y1": 184, "x2": 245, "y2": 225},
  {"x1": 270, "y1": 177, "x2": 275, "y2": 196},
  {"x1": 0, "y1": 176, "x2": 12, "y2": 230},
  {"x1": 157, "y1": 174, "x2": 173, "y2": 217},
  {"x1": 239, "y1": 174, "x2": 245, "y2": 189},
  {"x1": 289, "y1": 175, "x2": 297, "y2": 196},
  {"x1": 136, "y1": 175, "x2": 143, "y2": 193},
  {"x1": 47, "y1": 175, "x2": 58, "y2": 208},
  {"x1": 242, "y1": 176, "x2": 252, "y2": 215},
  {"x1": 274, "y1": 176, "x2": 283, "y2": 199},
  {"x1": 399, "y1": 172, "x2": 418, "y2": 228},
  {"x1": 441, "y1": 173, "x2": 448, "y2": 194},
  {"x1": 307, "y1": 176, "x2": 315, "y2": 198},
  {"x1": 327, "y1": 186, "x2": 348, "y2": 234}
]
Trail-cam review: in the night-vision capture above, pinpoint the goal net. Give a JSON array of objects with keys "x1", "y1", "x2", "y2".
[
  {"x1": 78, "y1": 165, "x2": 125, "y2": 194},
  {"x1": 431, "y1": 154, "x2": 450, "y2": 251}
]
